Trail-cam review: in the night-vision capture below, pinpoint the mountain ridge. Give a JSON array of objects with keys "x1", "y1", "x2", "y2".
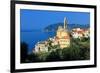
[{"x1": 44, "y1": 23, "x2": 90, "y2": 32}]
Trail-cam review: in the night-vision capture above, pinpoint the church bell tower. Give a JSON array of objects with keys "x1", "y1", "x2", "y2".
[{"x1": 64, "y1": 17, "x2": 67, "y2": 30}]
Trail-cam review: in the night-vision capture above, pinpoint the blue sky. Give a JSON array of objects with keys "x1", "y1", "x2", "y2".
[{"x1": 20, "y1": 9, "x2": 90, "y2": 30}]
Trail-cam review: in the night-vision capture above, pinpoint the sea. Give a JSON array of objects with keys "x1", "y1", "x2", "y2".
[{"x1": 20, "y1": 30, "x2": 56, "y2": 53}]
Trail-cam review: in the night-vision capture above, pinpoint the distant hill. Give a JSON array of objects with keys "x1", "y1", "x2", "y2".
[{"x1": 44, "y1": 23, "x2": 90, "y2": 32}]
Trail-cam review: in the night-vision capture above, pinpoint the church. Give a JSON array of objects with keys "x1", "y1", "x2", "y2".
[
  {"x1": 54, "y1": 17, "x2": 70, "y2": 48},
  {"x1": 34, "y1": 17, "x2": 70, "y2": 53}
]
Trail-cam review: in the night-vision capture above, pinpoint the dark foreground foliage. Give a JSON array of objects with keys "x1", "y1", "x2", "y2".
[{"x1": 21, "y1": 37, "x2": 90, "y2": 63}]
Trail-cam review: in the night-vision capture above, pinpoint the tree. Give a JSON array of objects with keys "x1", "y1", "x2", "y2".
[
  {"x1": 27, "y1": 53, "x2": 39, "y2": 62},
  {"x1": 79, "y1": 43, "x2": 90, "y2": 60},
  {"x1": 61, "y1": 44, "x2": 80, "y2": 61},
  {"x1": 20, "y1": 42, "x2": 28, "y2": 63},
  {"x1": 37, "y1": 52, "x2": 48, "y2": 62},
  {"x1": 46, "y1": 49, "x2": 61, "y2": 61}
]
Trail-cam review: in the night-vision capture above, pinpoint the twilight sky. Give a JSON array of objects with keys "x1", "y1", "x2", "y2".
[{"x1": 20, "y1": 9, "x2": 90, "y2": 31}]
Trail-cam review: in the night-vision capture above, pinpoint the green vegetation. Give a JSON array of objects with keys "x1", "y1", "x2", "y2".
[
  {"x1": 44, "y1": 23, "x2": 89, "y2": 32},
  {"x1": 21, "y1": 37, "x2": 90, "y2": 63},
  {"x1": 20, "y1": 42, "x2": 28, "y2": 63}
]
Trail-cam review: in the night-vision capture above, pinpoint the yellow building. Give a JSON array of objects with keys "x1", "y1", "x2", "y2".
[{"x1": 56, "y1": 17, "x2": 70, "y2": 49}]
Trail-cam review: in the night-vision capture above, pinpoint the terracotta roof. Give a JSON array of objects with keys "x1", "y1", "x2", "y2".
[{"x1": 72, "y1": 29, "x2": 87, "y2": 34}]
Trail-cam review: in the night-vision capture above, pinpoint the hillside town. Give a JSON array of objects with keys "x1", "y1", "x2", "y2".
[{"x1": 33, "y1": 17, "x2": 90, "y2": 53}]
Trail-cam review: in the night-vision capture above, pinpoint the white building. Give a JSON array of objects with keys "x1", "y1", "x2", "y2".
[
  {"x1": 71, "y1": 28, "x2": 90, "y2": 39},
  {"x1": 34, "y1": 41, "x2": 48, "y2": 52}
]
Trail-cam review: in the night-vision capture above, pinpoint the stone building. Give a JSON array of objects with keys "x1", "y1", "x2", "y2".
[
  {"x1": 34, "y1": 41, "x2": 48, "y2": 52},
  {"x1": 55, "y1": 17, "x2": 70, "y2": 48}
]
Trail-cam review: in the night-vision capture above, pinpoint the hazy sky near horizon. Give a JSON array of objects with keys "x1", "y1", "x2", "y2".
[{"x1": 20, "y1": 9, "x2": 90, "y2": 30}]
